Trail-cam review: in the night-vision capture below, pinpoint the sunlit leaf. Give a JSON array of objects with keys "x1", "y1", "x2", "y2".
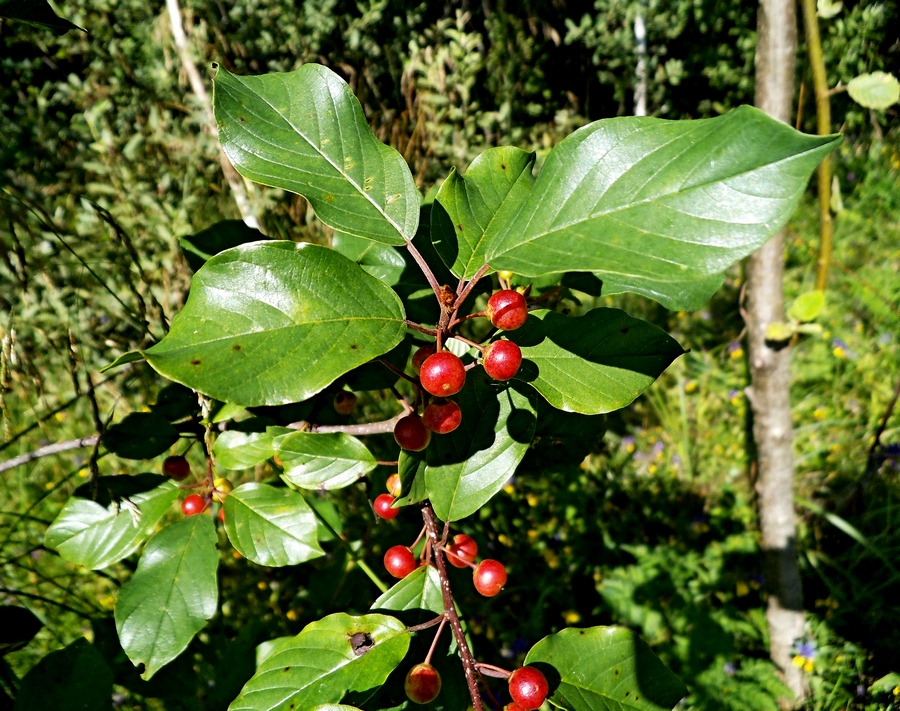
[
  {"x1": 371, "y1": 565, "x2": 444, "y2": 615},
  {"x1": 847, "y1": 72, "x2": 900, "y2": 110},
  {"x1": 277, "y1": 431, "x2": 377, "y2": 490}
]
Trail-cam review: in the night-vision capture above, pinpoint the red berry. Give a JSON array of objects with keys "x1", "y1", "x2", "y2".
[
  {"x1": 504, "y1": 705, "x2": 527, "y2": 711},
  {"x1": 394, "y1": 414, "x2": 432, "y2": 451},
  {"x1": 218, "y1": 506, "x2": 226, "y2": 523},
  {"x1": 422, "y1": 398, "x2": 462, "y2": 434},
  {"x1": 419, "y1": 351, "x2": 466, "y2": 397},
  {"x1": 412, "y1": 344, "x2": 437, "y2": 373},
  {"x1": 333, "y1": 391, "x2": 357, "y2": 415},
  {"x1": 405, "y1": 662, "x2": 442, "y2": 704},
  {"x1": 473, "y1": 559, "x2": 507, "y2": 597},
  {"x1": 446, "y1": 533, "x2": 478, "y2": 568},
  {"x1": 486, "y1": 290, "x2": 528, "y2": 331},
  {"x1": 163, "y1": 455, "x2": 190, "y2": 481},
  {"x1": 386, "y1": 473, "x2": 402, "y2": 497},
  {"x1": 483, "y1": 340, "x2": 522, "y2": 381},
  {"x1": 508, "y1": 666, "x2": 549, "y2": 711},
  {"x1": 384, "y1": 545, "x2": 417, "y2": 579},
  {"x1": 374, "y1": 493, "x2": 399, "y2": 520},
  {"x1": 181, "y1": 493, "x2": 207, "y2": 517}
]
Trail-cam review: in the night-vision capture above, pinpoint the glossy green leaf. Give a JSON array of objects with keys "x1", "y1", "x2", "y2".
[
  {"x1": 214, "y1": 428, "x2": 290, "y2": 470},
  {"x1": 508, "y1": 309, "x2": 685, "y2": 414},
  {"x1": 487, "y1": 106, "x2": 839, "y2": 310},
  {"x1": 847, "y1": 72, "x2": 900, "y2": 110},
  {"x1": 229, "y1": 613, "x2": 410, "y2": 711},
  {"x1": 394, "y1": 449, "x2": 428, "y2": 507},
  {"x1": 45, "y1": 480, "x2": 180, "y2": 570},
  {"x1": 277, "y1": 432, "x2": 377, "y2": 490},
  {"x1": 214, "y1": 64, "x2": 419, "y2": 245},
  {"x1": 223, "y1": 483, "x2": 324, "y2": 566},
  {"x1": 525, "y1": 626, "x2": 686, "y2": 711},
  {"x1": 180, "y1": 219, "x2": 268, "y2": 272},
  {"x1": 143, "y1": 242, "x2": 405, "y2": 407},
  {"x1": 115, "y1": 516, "x2": 219, "y2": 679},
  {"x1": 433, "y1": 146, "x2": 535, "y2": 278},
  {"x1": 103, "y1": 412, "x2": 179, "y2": 460},
  {"x1": 332, "y1": 232, "x2": 407, "y2": 286},
  {"x1": 0, "y1": 606, "x2": 42, "y2": 657},
  {"x1": 426, "y1": 370, "x2": 536, "y2": 521},
  {"x1": 12, "y1": 638, "x2": 112, "y2": 711},
  {"x1": 371, "y1": 565, "x2": 444, "y2": 615}
]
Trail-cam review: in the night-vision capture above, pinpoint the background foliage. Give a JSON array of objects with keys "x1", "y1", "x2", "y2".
[{"x1": 1, "y1": 0, "x2": 899, "y2": 709}]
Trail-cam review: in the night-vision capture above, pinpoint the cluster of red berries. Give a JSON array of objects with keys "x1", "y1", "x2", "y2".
[
  {"x1": 405, "y1": 662, "x2": 548, "y2": 707},
  {"x1": 394, "y1": 289, "x2": 529, "y2": 452},
  {"x1": 164, "y1": 456, "x2": 232, "y2": 522}
]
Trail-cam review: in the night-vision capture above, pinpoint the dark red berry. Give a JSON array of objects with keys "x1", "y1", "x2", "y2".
[
  {"x1": 473, "y1": 559, "x2": 507, "y2": 597},
  {"x1": 419, "y1": 351, "x2": 466, "y2": 397},
  {"x1": 486, "y1": 290, "x2": 528, "y2": 331},
  {"x1": 163, "y1": 455, "x2": 190, "y2": 481},
  {"x1": 412, "y1": 344, "x2": 437, "y2": 373},
  {"x1": 446, "y1": 533, "x2": 478, "y2": 568},
  {"x1": 384, "y1": 545, "x2": 417, "y2": 579},
  {"x1": 374, "y1": 493, "x2": 399, "y2": 520},
  {"x1": 394, "y1": 414, "x2": 432, "y2": 451},
  {"x1": 483, "y1": 340, "x2": 522, "y2": 381},
  {"x1": 333, "y1": 391, "x2": 357, "y2": 415},
  {"x1": 405, "y1": 662, "x2": 442, "y2": 704},
  {"x1": 422, "y1": 398, "x2": 462, "y2": 434},
  {"x1": 508, "y1": 666, "x2": 549, "y2": 710},
  {"x1": 181, "y1": 494, "x2": 207, "y2": 517}
]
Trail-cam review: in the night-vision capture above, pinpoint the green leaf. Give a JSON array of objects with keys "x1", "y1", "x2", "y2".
[
  {"x1": 143, "y1": 242, "x2": 405, "y2": 407},
  {"x1": 508, "y1": 309, "x2": 684, "y2": 415},
  {"x1": 103, "y1": 412, "x2": 180, "y2": 460},
  {"x1": 847, "y1": 72, "x2": 900, "y2": 110},
  {"x1": 525, "y1": 626, "x2": 686, "y2": 711},
  {"x1": 214, "y1": 64, "x2": 419, "y2": 245},
  {"x1": 214, "y1": 428, "x2": 288, "y2": 470},
  {"x1": 394, "y1": 449, "x2": 428, "y2": 507},
  {"x1": 332, "y1": 232, "x2": 407, "y2": 286},
  {"x1": 45, "y1": 480, "x2": 180, "y2": 570},
  {"x1": 486, "y1": 106, "x2": 839, "y2": 310},
  {"x1": 115, "y1": 516, "x2": 219, "y2": 680},
  {"x1": 433, "y1": 147, "x2": 536, "y2": 278},
  {"x1": 0, "y1": 606, "x2": 42, "y2": 657},
  {"x1": 12, "y1": 638, "x2": 112, "y2": 711},
  {"x1": 179, "y1": 219, "x2": 268, "y2": 272},
  {"x1": 0, "y1": 0, "x2": 83, "y2": 34},
  {"x1": 425, "y1": 370, "x2": 536, "y2": 521},
  {"x1": 371, "y1": 565, "x2": 444, "y2": 615},
  {"x1": 277, "y1": 432, "x2": 377, "y2": 490},
  {"x1": 788, "y1": 290, "x2": 825, "y2": 322},
  {"x1": 816, "y1": 0, "x2": 843, "y2": 18},
  {"x1": 229, "y1": 613, "x2": 410, "y2": 711},
  {"x1": 223, "y1": 483, "x2": 324, "y2": 566},
  {"x1": 100, "y1": 350, "x2": 144, "y2": 372},
  {"x1": 765, "y1": 321, "x2": 794, "y2": 341}
]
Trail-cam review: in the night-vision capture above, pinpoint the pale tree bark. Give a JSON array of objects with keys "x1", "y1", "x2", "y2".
[
  {"x1": 165, "y1": 0, "x2": 261, "y2": 230},
  {"x1": 748, "y1": 0, "x2": 806, "y2": 702}
]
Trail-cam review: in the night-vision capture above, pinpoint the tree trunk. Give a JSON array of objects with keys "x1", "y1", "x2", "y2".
[{"x1": 748, "y1": 0, "x2": 806, "y2": 703}]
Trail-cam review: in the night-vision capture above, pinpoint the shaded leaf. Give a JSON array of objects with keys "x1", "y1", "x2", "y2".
[
  {"x1": 508, "y1": 309, "x2": 685, "y2": 414},
  {"x1": 277, "y1": 432, "x2": 377, "y2": 490},
  {"x1": 45, "y1": 480, "x2": 180, "y2": 570},
  {"x1": 12, "y1": 638, "x2": 112, "y2": 711},
  {"x1": 115, "y1": 516, "x2": 219, "y2": 679},
  {"x1": 525, "y1": 626, "x2": 686, "y2": 711},
  {"x1": 371, "y1": 565, "x2": 444, "y2": 615},
  {"x1": 214, "y1": 65, "x2": 419, "y2": 245},
  {"x1": 487, "y1": 106, "x2": 839, "y2": 310},
  {"x1": 179, "y1": 219, "x2": 268, "y2": 272},
  {"x1": 100, "y1": 350, "x2": 144, "y2": 372},
  {"x1": 0, "y1": 0, "x2": 82, "y2": 34},
  {"x1": 332, "y1": 232, "x2": 407, "y2": 286},
  {"x1": 394, "y1": 449, "x2": 428, "y2": 507},
  {"x1": 433, "y1": 147, "x2": 535, "y2": 278},
  {"x1": 223, "y1": 483, "x2": 324, "y2": 566},
  {"x1": 0, "y1": 607, "x2": 42, "y2": 657},
  {"x1": 229, "y1": 613, "x2": 410, "y2": 711},
  {"x1": 144, "y1": 242, "x2": 405, "y2": 407},
  {"x1": 103, "y1": 412, "x2": 179, "y2": 460},
  {"x1": 425, "y1": 370, "x2": 536, "y2": 521}
]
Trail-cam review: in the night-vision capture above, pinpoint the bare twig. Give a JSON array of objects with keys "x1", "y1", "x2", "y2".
[
  {"x1": 287, "y1": 414, "x2": 405, "y2": 435},
  {"x1": 0, "y1": 436, "x2": 99, "y2": 474},
  {"x1": 405, "y1": 240, "x2": 443, "y2": 302}
]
